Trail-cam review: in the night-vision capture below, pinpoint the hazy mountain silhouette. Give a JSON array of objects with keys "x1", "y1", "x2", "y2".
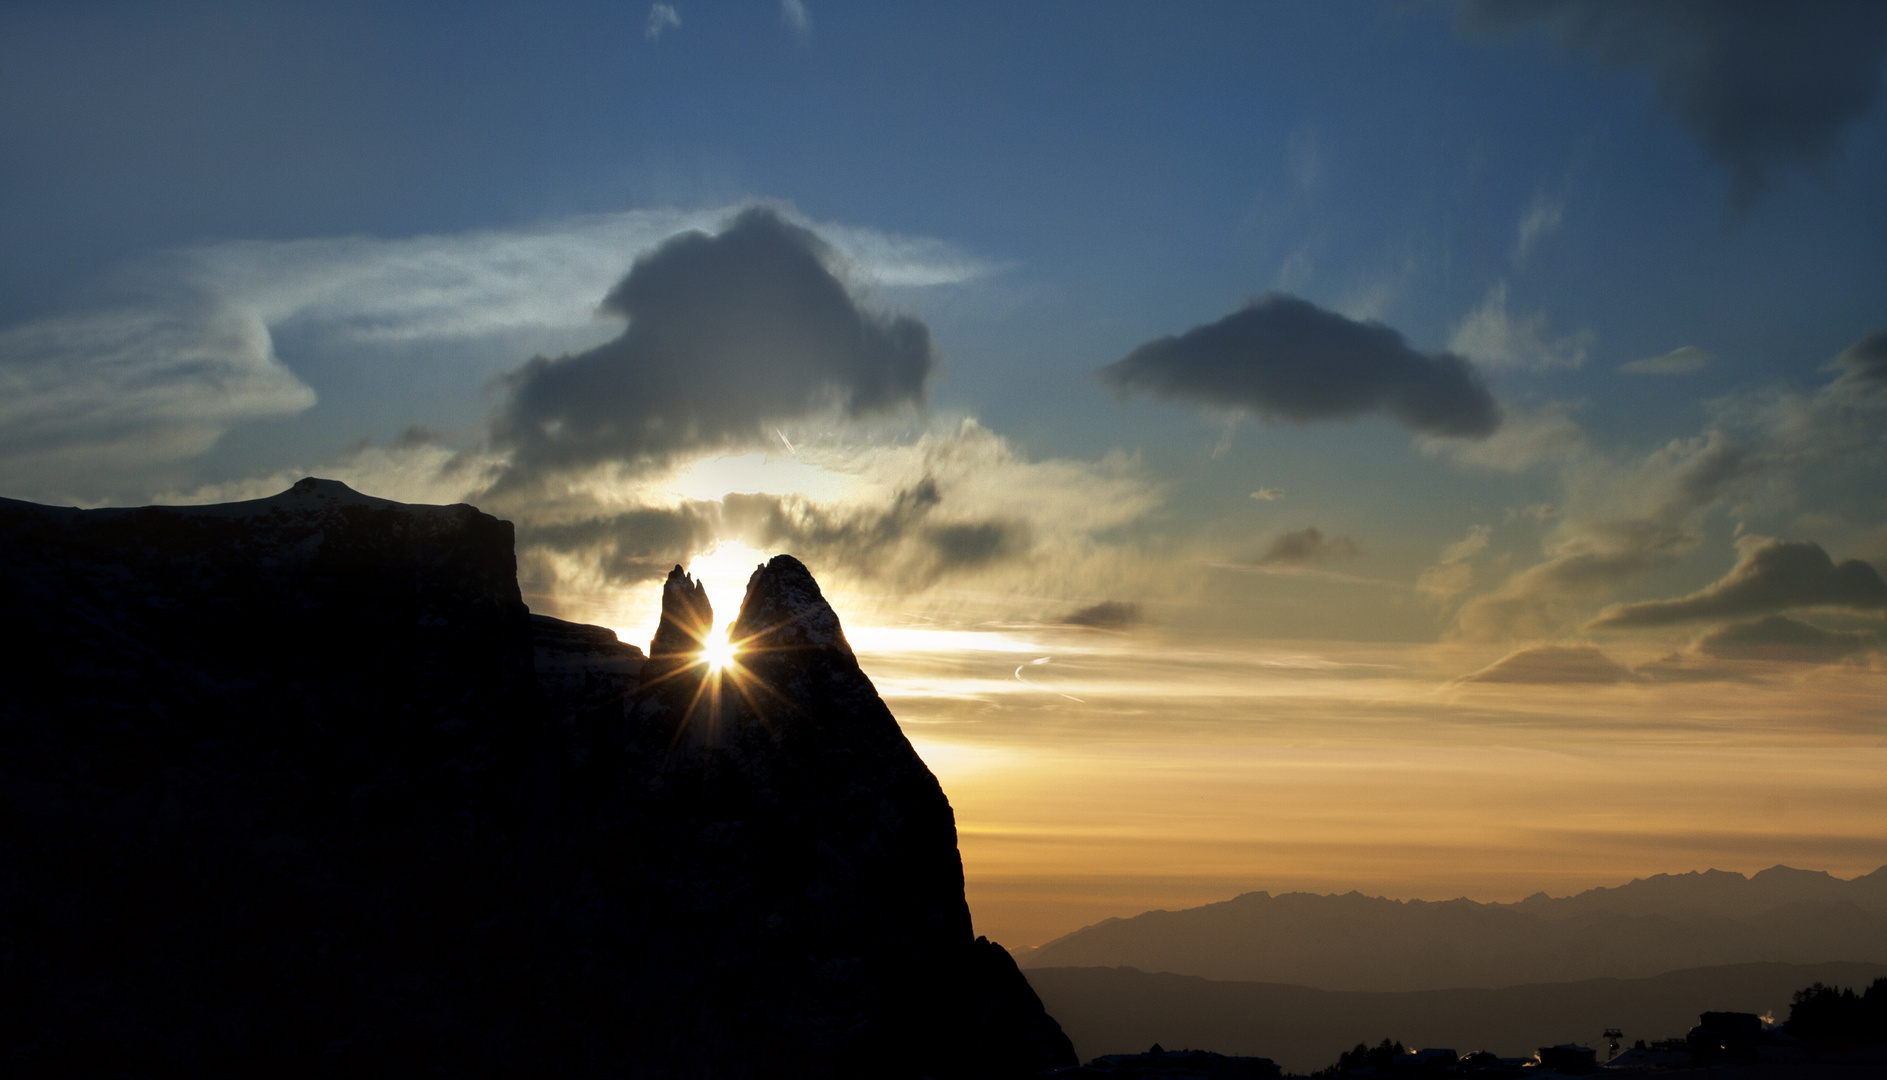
[
  {"x1": 0, "y1": 479, "x2": 1074, "y2": 1077},
  {"x1": 1026, "y1": 960, "x2": 1887, "y2": 1074},
  {"x1": 1016, "y1": 868, "x2": 1887, "y2": 992}
]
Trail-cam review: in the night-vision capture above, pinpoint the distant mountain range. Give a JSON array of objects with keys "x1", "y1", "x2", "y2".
[
  {"x1": 1025, "y1": 960, "x2": 1887, "y2": 1075},
  {"x1": 1015, "y1": 866, "x2": 1887, "y2": 992}
]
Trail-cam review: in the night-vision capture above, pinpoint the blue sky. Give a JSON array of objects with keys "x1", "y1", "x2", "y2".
[{"x1": 4, "y1": 1, "x2": 1886, "y2": 940}]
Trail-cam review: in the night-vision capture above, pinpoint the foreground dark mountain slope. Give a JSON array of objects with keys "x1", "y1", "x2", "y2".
[
  {"x1": 1017, "y1": 867, "x2": 1887, "y2": 991},
  {"x1": 1027, "y1": 960, "x2": 1887, "y2": 1074},
  {"x1": 0, "y1": 478, "x2": 1073, "y2": 1078}
]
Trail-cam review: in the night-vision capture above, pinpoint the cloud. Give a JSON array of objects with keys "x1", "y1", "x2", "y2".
[
  {"x1": 516, "y1": 482, "x2": 1024, "y2": 593},
  {"x1": 720, "y1": 482, "x2": 1031, "y2": 586},
  {"x1": 1458, "y1": 1, "x2": 1887, "y2": 209},
  {"x1": 491, "y1": 207, "x2": 937, "y2": 488},
  {"x1": 1708, "y1": 328, "x2": 1887, "y2": 471},
  {"x1": 1629, "y1": 652, "x2": 1749, "y2": 683},
  {"x1": 645, "y1": 3, "x2": 680, "y2": 40},
  {"x1": 1250, "y1": 488, "x2": 1285, "y2": 501},
  {"x1": 1255, "y1": 526, "x2": 1360, "y2": 566},
  {"x1": 1448, "y1": 281, "x2": 1590, "y2": 371},
  {"x1": 1832, "y1": 329, "x2": 1887, "y2": 391},
  {"x1": 1450, "y1": 329, "x2": 1887, "y2": 643},
  {"x1": 149, "y1": 432, "x2": 496, "y2": 509},
  {"x1": 1417, "y1": 524, "x2": 1492, "y2": 603},
  {"x1": 1621, "y1": 345, "x2": 1713, "y2": 375},
  {"x1": 1100, "y1": 293, "x2": 1500, "y2": 438},
  {"x1": 1591, "y1": 537, "x2": 1887, "y2": 628},
  {"x1": 522, "y1": 503, "x2": 722, "y2": 585},
  {"x1": 1420, "y1": 400, "x2": 1586, "y2": 472},
  {"x1": 1514, "y1": 192, "x2": 1566, "y2": 264},
  {"x1": 1458, "y1": 644, "x2": 1634, "y2": 684},
  {"x1": 1059, "y1": 601, "x2": 1144, "y2": 629},
  {"x1": 514, "y1": 418, "x2": 1165, "y2": 599},
  {"x1": 1696, "y1": 614, "x2": 1878, "y2": 664},
  {"x1": 780, "y1": 0, "x2": 811, "y2": 40},
  {"x1": 0, "y1": 204, "x2": 990, "y2": 503},
  {"x1": 1453, "y1": 430, "x2": 1758, "y2": 639},
  {"x1": 0, "y1": 303, "x2": 315, "y2": 498}
]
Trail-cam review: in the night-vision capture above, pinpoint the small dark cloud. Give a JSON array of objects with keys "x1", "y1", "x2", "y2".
[
  {"x1": 1255, "y1": 526, "x2": 1360, "y2": 566},
  {"x1": 492, "y1": 207, "x2": 935, "y2": 487},
  {"x1": 1591, "y1": 538, "x2": 1887, "y2": 628},
  {"x1": 1834, "y1": 329, "x2": 1887, "y2": 386},
  {"x1": 392, "y1": 424, "x2": 446, "y2": 449},
  {"x1": 1697, "y1": 614, "x2": 1878, "y2": 664},
  {"x1": 1060, "y1": 601, "x2": 1143, "y2": 629},
  {"x1": 1459, "y1": 644, "x2": 1635, "y2": 684},
  {"x1": 1099, "y1": 293, "x2": 1500, "y2": 438},
  {"x1": 927, "y1": 521, "x2": 1021, "y2": 570},
  {"x1": 1459, "y1": 1, "x2": 1887, "y2": 210}
]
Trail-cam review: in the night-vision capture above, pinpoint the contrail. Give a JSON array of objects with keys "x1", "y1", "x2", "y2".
[{"x1": 1013, "y1": 656, "x2": 1084, "y2": 703}]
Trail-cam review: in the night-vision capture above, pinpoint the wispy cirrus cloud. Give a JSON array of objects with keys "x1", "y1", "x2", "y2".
[
  {"x1": 1621, "y1": 345, "x2": 1712, "y2": 376},
  {"x1": 1449, "y1": 281, "x2": 1590, "y2": 372},
  {"x1": 645, "y1": 3, "x2": 680, "y2": 40},
  {"x1": 1513, "y1": 192, "x2": 1566, "y2": 265}
]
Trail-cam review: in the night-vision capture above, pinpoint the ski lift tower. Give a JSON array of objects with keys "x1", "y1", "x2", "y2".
[{"x1": 1604, "y1": 1029, "x2": 1624, "y2": 1060}]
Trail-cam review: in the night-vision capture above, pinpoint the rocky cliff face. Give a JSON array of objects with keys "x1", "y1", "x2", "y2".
[{"x1": 0, "y1": 479, "x2": 1073, "y2": 1077}]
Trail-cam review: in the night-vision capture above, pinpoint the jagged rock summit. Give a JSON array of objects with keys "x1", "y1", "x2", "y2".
[{"x1": 0, "y1": 480, "x2": 1073, "y2": 1077}]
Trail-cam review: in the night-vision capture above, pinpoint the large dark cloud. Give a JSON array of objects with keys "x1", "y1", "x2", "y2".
[
  {"x1": 492, "y1": 207, "x2": 936, "y2": 486},
  {"x1": 1459, "y1": 1, "x2": 1887, "y2": 209},
  {"x1": 1696, "y1": 614, "x2": 1878, "y2": 664},
  {"x1": 1100, "y1": 293, "x2": 1500, "y2": 438},
  {"x1": 1591, "y1": 538, "x2": 1887, "y2": 628}
]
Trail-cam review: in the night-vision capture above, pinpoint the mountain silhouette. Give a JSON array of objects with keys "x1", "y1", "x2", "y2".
[
  {"x1": 1017, "y1": 868, "x2": 1887, "y2": 992},
  {"x1": 0, "y1": 478, "x2": 1074, "y2": 1077},
  {"x1": 1026, "y1": 960, "x2": 1887, "y2": 1074}
]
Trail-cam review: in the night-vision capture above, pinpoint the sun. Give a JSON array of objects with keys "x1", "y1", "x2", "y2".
[{"x1": 701, "y1": 625, "x2": 737, "y2": 673}]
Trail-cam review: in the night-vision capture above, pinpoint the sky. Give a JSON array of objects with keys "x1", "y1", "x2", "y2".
[{"x1": 4, "y1": 0, "x2": 1886, "y2": 948}]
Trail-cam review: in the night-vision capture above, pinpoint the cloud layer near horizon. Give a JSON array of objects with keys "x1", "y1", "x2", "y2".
[{"x1": 1100, "y1": 293, "x2": 1501, "y2": 438}]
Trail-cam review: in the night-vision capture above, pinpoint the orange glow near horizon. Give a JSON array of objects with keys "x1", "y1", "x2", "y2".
[{"x1": 545, "y1": 563, "x2": 1887, "y2": 954}]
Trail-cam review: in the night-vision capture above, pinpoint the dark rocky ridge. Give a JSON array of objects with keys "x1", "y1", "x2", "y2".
[{"x1": 0, "y1": 478, "x2": 1073, "y2": 1077}]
